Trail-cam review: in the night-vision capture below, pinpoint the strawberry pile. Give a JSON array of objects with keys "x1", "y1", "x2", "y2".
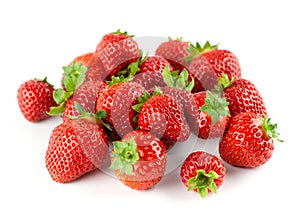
[{"x1": 17, "y1": 30, "x2": 283, "y2": 198}]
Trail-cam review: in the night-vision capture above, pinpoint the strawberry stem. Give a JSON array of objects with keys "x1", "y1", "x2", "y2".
[
  {"x1": 261, "y1": 115, "x2": 283, "y2": 142},
  {"x1": 162, "y1": 67, "x2": 194, "y2": 92},
  {"x1": 109, "y1": 137, "x2": 139, "y2": 175},
  {"x1": 185, "y1": 41, "x2": 218, "y2": 64},
  {"x1": 34, "y1": 77, "x2": 54, "y2": 88},
  {"x1": 187, "y1": 169, "x2": 219, "y2": 198}
]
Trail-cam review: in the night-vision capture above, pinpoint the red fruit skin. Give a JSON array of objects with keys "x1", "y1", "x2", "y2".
[
  {"x1": 84, "y1": 52, "x2": 107, "y2": 82},
  {"x1": 188, "y1": 49, "x2": 241, "y2": 92},
  {"x1": 224, "y1": 79, "x2": 267, "y2": 118},
  {"x1": 95, "y1": 33, "x2": 139, "y2": 79},
  {"x1": 180, "y1": 151, "x2": 226, "y2": 193},
  {"x1": 96, "y1": 82, "x2": 146, "y2": 138},
  {"x1": 132, "y1": 56, "x2": 173, "y2": 91},
  {"x1": 155, "y1": 39, "x2": 190, "y2": 71},
  {"x1": 17, "y1": 79, "x2": 56, "y2": 122},
  {"x1": 138, "y1": 94, "x2": 190, "y2": 149},
  {"x1": 193, "y1": 92, "x2": 230, "y2": 139},
  {"x1": 219, "y1": 112, "x2": 274, "y2": 168},
  {"x1": 62, "y1": 80, "x2": 107, "y2": 123},
  {"x1": 45, "y1": 119, "x2": 109, "y2": 183},
  {"x1": 113, "y1": 130, "x2": 167, "y2": 190}
]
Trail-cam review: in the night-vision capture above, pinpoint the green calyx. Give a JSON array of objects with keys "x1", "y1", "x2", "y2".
[
  {"x1": 162, "y1": 67, "x2": 194, "y2": 92},
  {"x1": 185, "y1": 41, "x2": 218, "y2": 64},
  {"x1": 212, "y1": 73, "x2": 235, "y2": 95},
  {"x1": 200, "y1": 90, "x2": 230, "y2": 123},
  {"x1": 168, "y1": 36, "x2": 184, "y2": 41},
  {"x1": 34, "y1": 77, "x2": 54, "y2": 88},
  {"x1": 48, "y1": 61, "x2": 87, "y2": 116},
  {"x1": 68, "y1": 102, "x2": 111, "y2": 131},
  {"x1": 261, "y1": 115, "x2": 283, "y2": 142},
  {"x1": 109, "y1": 137, "x2": 139, "y2": 175},
  {"x1": 111, "y1": 29, "x2": 134, "y2": 37},
  {"x1": 187, "y1": 169, "x2": 219, "y2": 198}
]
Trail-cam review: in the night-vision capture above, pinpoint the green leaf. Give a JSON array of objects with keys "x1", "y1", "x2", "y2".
[
  {"x1": 185, "y1": 41, "x2": 218, "y2": 64},
  {"x1": 261, "y1": 115, "x2": 284, "y2": 142},
  {"x1": 200, "y1": 90, "x2": 230, "y2": 124},
  {"x1": 162, "y1": 67, "x2": 194, "y2": 92},
  {"x1": 48, "y1": 103, "x2": 66, "y2": 116}
]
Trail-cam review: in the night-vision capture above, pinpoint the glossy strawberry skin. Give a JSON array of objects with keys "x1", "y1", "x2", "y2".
[
  {"x1": 138, "y1": 94, "x2": 190, "y2": 149},
  {"x1": 219, "y1": 112, "x2": 274, "y2": 168},
  {"x1": 180, "y1": 151, "x2": 226, "y2": 193},
  {"x1": 45, "y1": 119, "x2": 109, "y2": 183},
  {"x1": 17, "y1": 79, "x2": 56, "y2": 122},
  {"x1": 96, "y1": 82, "x2": 146, "y2": 138},
  {"x1": 112, "y1": 130, "x2": 167, "y2": 190},
  {"x1": 95, "y1": 32, "x2": 139, "y2": 79},
  {"x1": 188, "y1": 49, "x2": 241, "y2": 92},
  {"x1": 132, "y1": 56, "x2": 173, "y2": 90},
  {"x1": 62, "y1": 80, "x2": 107, "y2": 123},
  {"x1": 224, "y1": 79, "x2": 267, "y2": 118},
  {"x1": 155, "y1": 39, "x2": 190, "y2": 71},
  {"x1": 193, "y1": 92, "x2": 230, "y2": 139}
]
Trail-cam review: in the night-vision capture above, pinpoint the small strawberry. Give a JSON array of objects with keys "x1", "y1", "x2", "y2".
[
  {"x1": 186, "y1": 41, "x2": 241, "y2": 92},
  {"x1": 62, "y1": 80, "x2": 107, "y2": 123},
  {"x1": 133, "y1": 89, "x2": 190, "y2": 149},
  {"x1": 180, "y1": 151, "x2": 226, "y2": 198},
  {"x1": 155, "y1": 37, "x2": 190, "y2": 71},
  {"x1": 45, "y1": 107, "x2": 109, "y2": 183},
  {"x1": 192, "y1": 90, "x2": 230, "y2": 139},
  {"x1": 96, "y1": 79, "x2": 146, "y2": 139},
  {"x1": 219, "y1": 112, "x2": 283, "y2": 168},
  {"x1": 95, "y1": 29, "x2": 140, "y2": 79},
  {"x1": 217, "y1": 73, "x2": 267, "y2": 118},
  {"x1": 17, "y1": 77, "x2": 56, "y2": 122},
  {"x1": 131, "y1": 55, "x2": 174, "y2": 91},
  {"x1": 109, "y1": 130, "x2": 166, "y2": 190}
]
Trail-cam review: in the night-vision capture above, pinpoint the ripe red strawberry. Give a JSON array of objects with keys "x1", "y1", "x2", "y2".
[
  {"x1": 62, "y1": 80, "x2": 107, "y2": 123},
  {"x1": 96, "y1": 80, "x2": 146, "y2": 139},
  {"x1": 17, "y1": 77, "x2": 56, "y2": 122},
  {"x1": 131, "y1": 56, "x2": 173, "y2": 90},
  {"x1": 219, "y1": 112, "x2": 282, "y2": 168},
  {"x1": 133, "y1": 90, "x2": 190, "y2": 149},
  {"x1": 186, "y1": 41, "x2": 241, "y2": 92},
  {"x1": 109, "y1": 130, "x2": 166, "y2": 190},
  {"x1": 95, "y1": 29, "x2": 140, "y2": 79},
  {"x1": 218, "y1": 74, "x2": 267, "y2": 118},
  {"x1": 45, "y1": 117, "x2": 109, "y2": 183},
  {"x1": 155, "y1": 37, "x2": 190, "y2": 71},
  {"x1": 192, "y1": 91, "x2": 230, "y2": 139},
  {"x1": 69, "y1": 52, "x2": 94, "y2": 66},
  {"x1": 180, "y1": 151, "x2": 226, "y2": 198}
]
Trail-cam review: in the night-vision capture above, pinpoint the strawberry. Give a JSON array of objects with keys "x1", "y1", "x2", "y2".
[
  {"x1": 133, "y1": 89, "x2": 190, "y2": 149},
  {"x1": 155, "y1": 37, "x2": 190, "y2": 71},
  {"x1": 17, "y1": 77, "x2": 56, "y2": 122},
  {"x1": 131, "y1": 55, "x2": 173, "y2": 90},
  {"x1": 96, "y1": 80, "x2": 146, "y2": 139},
  {"x1": 45, "y1": 110, "x2": 109, "y2": 183},
  {"x1": 109, "y1": 130, "x2": 166, "y2": 190},
  {"x1": 180, "y1": 151, "x2": 226, "y2": 198},
  {"x1": 186, "y1": 41, "x2": 241, "y2": 92},
  {"x1": 219, "y1": 112, "x2": 283, "y2": 168},
  {"x1": 95, "y1": 29, "x2": 140, "y2": 79},
  {"x1": 192, "y1": 90, "x2": 230, "y2": 139},
  {"x1": 62, "y1": 80, "x2": 107, "y2": 123},
  {"x1": 217, "y1": 74, "x2": 267, "y2": 118}
]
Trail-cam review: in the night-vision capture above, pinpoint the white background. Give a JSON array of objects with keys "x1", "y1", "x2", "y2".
[{"x1": 0, "y1": 0, "x2": 298, "y2": 215}]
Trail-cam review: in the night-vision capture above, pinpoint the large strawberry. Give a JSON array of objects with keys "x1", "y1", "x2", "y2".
[
  {"x1": 217, "y1": 73, "x2": 267, "y2": 118},
  {"x1": 17, "y1": 77, "x2": 56, "y2": 122},
  {"x1": 186, "y1": 41, "x2": 241, "y2": 92},
  {"x1": 133, "y1": 89, "x2": 190, "y2": 149},
  {"x1": 96, "y1": 80, "x2": 146, "y2": 139},
  {"x1": 192, "y1": 90, "x2": 230, "y2": 139},
  {"x1": 219, "y1": 112, "x2": 283, "y2": 168},
  {"x1": 155, "y1": 37, "x2": 190, "y2": 71},
  {"x1": 109, "y1": 130, "x2": 166, "y2": 190},
  {"x1": 180, "y1": 151, "x2": 226, "y2": 198},
  {"x1": 95, "y1": 29, "x2": 140, "y2": 79},
  {"x1": 45, "y1": 111, "x2": 109, "y2": 183}
]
